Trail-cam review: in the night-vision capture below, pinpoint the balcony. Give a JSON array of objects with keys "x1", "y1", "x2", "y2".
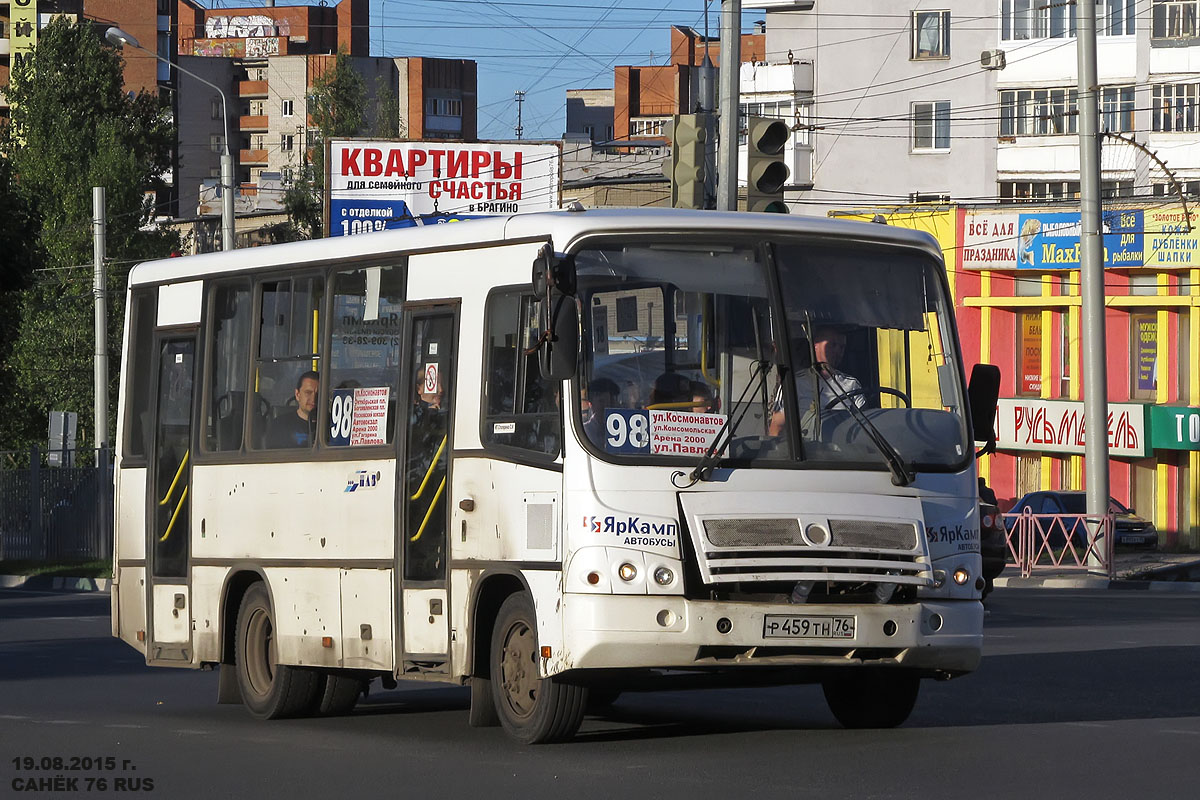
[
  {"x1": 239, "y1": 115, "x2": 269, "y2": 131},
  {"x1": 239, "y1": 149, "x2": 269, "y2": 165},
  {"x1": 238, "y1": 80, "x2": 268, "y2": 98}
]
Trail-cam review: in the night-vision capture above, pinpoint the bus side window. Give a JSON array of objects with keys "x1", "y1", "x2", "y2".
[
  {"x1": 325, "y1": 264, "x2": 405, "y2": 446},
  {"x1": 481, "y1": 289, "x2": 561, "y2": 457},
  {"x1": 122, "y1": 290, "x2": 157, "y2": 462},
  {"x1": 204, "y1": 281, "x2": 251, "y2": 452},
  {"x1": 251, "y1": 275, "x2": 325, "y2": 450}
]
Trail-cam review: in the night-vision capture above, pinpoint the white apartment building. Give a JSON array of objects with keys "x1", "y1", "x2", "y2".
[{"x1": 747, "y1": 1, "x2": 1191, "y2": 215}]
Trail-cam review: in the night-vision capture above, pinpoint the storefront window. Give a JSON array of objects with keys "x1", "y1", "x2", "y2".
[
  {"x1": 1131, "y1": 313, "x2": 1157, "y2": 400},
  {"x1": 1018, "y1": 310, "x2": 1042, "y2": 395}
]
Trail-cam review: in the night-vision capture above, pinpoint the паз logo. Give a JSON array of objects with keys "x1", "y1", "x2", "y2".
[{"x1": 345, "y1": 470, "x2": 381, "y2": 492}]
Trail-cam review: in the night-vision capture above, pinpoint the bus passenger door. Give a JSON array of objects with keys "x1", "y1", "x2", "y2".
[
  {"x1": 146, "y1": 336, "x2": 197, "y2": 663},
  {"x1": 397, "y1": 306, "x2": 458, "y2": 671}
]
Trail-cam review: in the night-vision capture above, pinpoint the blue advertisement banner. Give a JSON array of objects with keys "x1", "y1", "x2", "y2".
[
  {"x1": 329, "y1": 199, "x2": 486, "y2": 236},
  {"x1": 1015, "y1": 210, "x2": 1142, "y2": 269}
]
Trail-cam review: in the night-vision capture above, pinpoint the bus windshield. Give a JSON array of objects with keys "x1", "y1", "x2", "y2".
[{"x1": 574, "y1": 238, "x2": 970, "y2": 473}]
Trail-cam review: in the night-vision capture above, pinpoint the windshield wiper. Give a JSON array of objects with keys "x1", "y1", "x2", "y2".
[
  {"x1": 673, "y1": 359, "x2": 773, "y2": 488},
  {"x1": 815, "y1": 363, "x2": 914, "y2": 487}
]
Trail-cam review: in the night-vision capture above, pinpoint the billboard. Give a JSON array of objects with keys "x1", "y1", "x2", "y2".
[
  {"x1": 995, "y1": 398, "x2": 1147, "y2": 458},
  {"x1": 327, "y1": 139, "x2": 561, "y2": 236},
  {"x1": 960, "y1": 208, "x2": 1143, "y2": 269}
]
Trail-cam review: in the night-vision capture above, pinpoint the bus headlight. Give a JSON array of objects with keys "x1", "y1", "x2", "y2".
[
  {"x1": 952, "y1": 567, "x2": 971, "y2": 586},
  {"x1": 617, "y1": 563, "x2": 638, "y2": 582},
  {"x1": 653, "y1": 566, "x2": 674, "y2": 586}
]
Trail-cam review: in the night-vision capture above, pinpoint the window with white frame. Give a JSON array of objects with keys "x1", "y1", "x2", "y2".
[
  {"x1": 1100, "y1": 0, "x2": 1137, "y2": 35},
  {"x1": 1154, "y1": 83, "x2": 1200, "y2": 131},
  {"x1": 211, "y1": 98, "x2": 222, "y2": 120},
  {"x1": 250, "y1": 134, "x2": 266, "y2": 151},
  {"x1": 280, "y1": 134, "x2": 295, "y2": 152},
  {"x1": 738, "y1": 101, "x2": 794, "y2": 144},
  {"x1": 912, "y1": 10, "x2": 950, "y2": 59},
  {"x1": 1000, "y1": 88, "x2": 1079, "y2": 136},
  {"x1": 248, "y1": 100, "x2": 266, "y2": 116},
  {"x1": 281, "y1": 166, "x2": 295, "y2": 185},
  {"x1": 1000, "y1": 179, "x2": 1133, "y2": 202},
  {"x1": 1153, "y1": 0, "x2": 1200, "y2": 38},
  {"x1": 1003, "y1": 0, "x2": 1134, "y2": 40},
  {"x1": 911, "y1": 101, "x2": 950, "y2": 151},
  {"x1": 210, "y1": 134, "x2": 224, "y2": 153},
  {"x1": 1101, "y1": 86, "x2": 1135, "y2": 132},
  {"x1": 1154, "y1": 179, "x2": 1200, "y2": 197},
  {"x1": 281, "y1": 99, "x2": 294, "y2": 116},
  {"x1": 630, "y1": 117, "x2": 669, "y2": 137}
]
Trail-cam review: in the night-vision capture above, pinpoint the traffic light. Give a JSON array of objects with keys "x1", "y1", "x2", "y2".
[
  {"x1": 745, "y1": 115, "x2": 790, "y2": 213},
  {"x1": 667, "y1": 113, "x2": 710, "y2": 209}
]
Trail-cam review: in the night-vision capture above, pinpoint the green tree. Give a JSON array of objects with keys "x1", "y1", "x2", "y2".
[
  {"x1": 0, "y1": 18, "x2": 179, "y2": 451},
  {"x1": 284, "y1": 50, "x2": 368, "y2": 239}
]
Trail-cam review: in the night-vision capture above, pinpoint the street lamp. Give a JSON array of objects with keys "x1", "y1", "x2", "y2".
[{"x1": 105, "y1": 26, "x2": 235, "y2": 251}]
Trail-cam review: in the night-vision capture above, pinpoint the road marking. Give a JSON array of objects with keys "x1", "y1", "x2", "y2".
[
  {"x1": 172, "y1": 729, "x2": 210, "y2": 735},
  {"x1": 1065, "y1": 722, "x2": 1110, "y2": 728},
  {"x1": 104, "y1": 724, "x2": 147, "y2": 729},
  {"x1": 44, "y1": 720, "x2": 85, "y2": 725},
  {"x1": 0, "y1": 714, "x2": 29, "y2": 720},
  {"x1": 1159, "y1": 729, "x2": 1200, "y2": 735}
]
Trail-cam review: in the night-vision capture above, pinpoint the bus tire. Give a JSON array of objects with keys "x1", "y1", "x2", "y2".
[
  {"x1": 822, "y1": 669, "x2": 920, "y2": 729},
  {"x1": 489, "y1": 593, "x2": 586, "y2": 744},
  {"x1": 312, "y1": 672, "x2": 365, "y2": 716},
  {"x1": 235, "y1": 583, "x2": 320, "y2": 719}
]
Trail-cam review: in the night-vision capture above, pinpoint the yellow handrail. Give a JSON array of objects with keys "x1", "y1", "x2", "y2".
[
  {"x1": 409, "y1": 477, "x2": 445, "y2": 542},
  {"x1": 158, "y1": 449, "x2": 190, "y2": 507},
  {"x1": 159, "y1": 485, "x2": 189, "y2": 543},
  {"x1": 646, "y1": 401, "x2": 703, "y2": 411},
  {"x1": 409, "y1": 435, "x2": 447, "y2": 501}
]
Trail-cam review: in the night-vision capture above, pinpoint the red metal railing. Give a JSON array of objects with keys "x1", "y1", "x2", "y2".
[{"x1": 1002, "y1": 510, "x2": 1115, "y2": 578}]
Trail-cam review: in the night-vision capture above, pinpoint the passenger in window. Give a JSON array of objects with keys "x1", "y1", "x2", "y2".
[
  {"x1": 583, "y1": 377, "x2": 620, "y2": 444},
  {"x1": 690, "y1": 380, "x2": 718, "y2": 414},
  {"x1": 267, "y1": 371, "x2": 319, "y2": 448},
  {"x1": 649, "y1": 372, "x2": 692, "y2": 409}
]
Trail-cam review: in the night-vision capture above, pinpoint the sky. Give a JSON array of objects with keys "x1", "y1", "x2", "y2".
[{"x1": 365, "y1": 1, "x2": 761, "y2": 141}]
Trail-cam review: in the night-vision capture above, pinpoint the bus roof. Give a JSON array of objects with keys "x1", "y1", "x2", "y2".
[{"x1": 128, "y1": 208, "x2": 944, "y2": 287}]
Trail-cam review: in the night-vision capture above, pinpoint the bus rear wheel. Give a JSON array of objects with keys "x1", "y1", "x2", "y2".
[
  {"x1": 235, "y1": 583, "x2": 320, "y2": 719},
  {"x1": 822, "y1": 669, "x2": 920, "y2": 729},
  {"x1": 312, "y1": 672, "x2": 366, "y2": 716},
  {"x1": 489, "y1": 593, "x2": 586, "y2": 744}
]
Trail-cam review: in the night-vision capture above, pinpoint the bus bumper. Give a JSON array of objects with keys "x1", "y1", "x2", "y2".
[{"x1": 557, "y1": 594, "x2": 982, "y2": 675}]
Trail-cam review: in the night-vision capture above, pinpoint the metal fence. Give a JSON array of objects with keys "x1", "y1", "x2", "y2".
[
  {"x1": 1002, "y1": 509, "x2": 1115, "y2": 578},
  {"x1": 0, "y1": 446, "x2": 113, "y2": 562}
]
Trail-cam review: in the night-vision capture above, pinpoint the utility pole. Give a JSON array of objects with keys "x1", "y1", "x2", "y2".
[
  {"x1": 92, "y1": 187, "x2": 108, "y2": 467},
  {"x1": 514, "y1": 90, "x2": 526, "y2": 140},
  {"x1": 1077, "y1": 1, "x2": 1110, "y2": 564},
  {"x1": 716, "y1": 0, "x2": 742, "y2": 211}
]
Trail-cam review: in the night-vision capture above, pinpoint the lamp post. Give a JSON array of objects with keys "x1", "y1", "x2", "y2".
[{"x1": 105, "y1": 26, "x2": 235, "y2": 251}]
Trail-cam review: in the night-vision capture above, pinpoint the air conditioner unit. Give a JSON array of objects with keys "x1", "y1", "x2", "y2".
[{"x1": 980, "y1": 49, "x2": 1006, "y2": 71}]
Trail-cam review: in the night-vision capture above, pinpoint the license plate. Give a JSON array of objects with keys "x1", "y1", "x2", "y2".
[
  {"x1": 1122, "y1": 536, "x2": 1144, "y2": 544},
  {"x1": 763, "y1": 614, "x2": 855, "y2": 639}
]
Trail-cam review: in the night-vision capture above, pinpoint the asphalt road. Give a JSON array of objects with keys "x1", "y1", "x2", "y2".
[{"x1": 2, "y1": 587, "x2": 1198, "y2": 799}]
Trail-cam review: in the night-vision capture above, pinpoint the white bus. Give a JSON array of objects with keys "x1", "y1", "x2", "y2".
[{"x1": 112, "y1": 208, "x2": 1000, "y2": 743}]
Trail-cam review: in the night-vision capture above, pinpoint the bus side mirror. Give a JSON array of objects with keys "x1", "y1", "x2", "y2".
[
  {"x1": 967, "y1": 363, "x2": 1001, "y2": 457},
  {"x1": 537, "y1": 294, "x2": 578, "y2": 381},
  {"x1": 531, "y1": 245, "x2": 576, "y2": 300}
]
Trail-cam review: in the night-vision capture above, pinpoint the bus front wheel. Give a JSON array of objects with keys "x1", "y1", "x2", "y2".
[
  {"x1": 822, "y1": 669, "x2": 920, "y2": 729},
  {"x1": 235, "y1": 583, "x2": 320, "y2": 719},
  {"x1": 489, "y1": 593, "x2": 586, "y2": 744}
]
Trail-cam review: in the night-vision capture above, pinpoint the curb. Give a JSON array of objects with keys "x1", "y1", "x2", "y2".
[
  {"x1": 0, "y1": 574, "x2": 111, "y2": 592},
  {"x1": 994, "y1": 575, "x2": 1200, "y2": 592}
]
